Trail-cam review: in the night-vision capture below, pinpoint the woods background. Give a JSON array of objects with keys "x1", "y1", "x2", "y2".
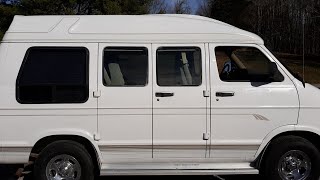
[{"x1": 0, "y1": 0, "x2": 320, "y2": 85}]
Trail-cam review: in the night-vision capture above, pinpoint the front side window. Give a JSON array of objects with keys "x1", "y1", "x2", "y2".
[
  {"x1": 16, "y1": 47, "x2": 89, "y2": 104},
  {"x1": 215, "y1": 46, "x2": 284, "y2": 82},
  {"x1": 157, "y1": 47, "x2": 202, "y2": 86},
  {"x1": 103, "y1": 47, "x2": 148, "y2": 86}
]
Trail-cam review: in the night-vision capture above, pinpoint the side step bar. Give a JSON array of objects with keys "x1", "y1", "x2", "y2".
[{"x1": 101, "y1": 169, "x2": 259, "y2": 176}]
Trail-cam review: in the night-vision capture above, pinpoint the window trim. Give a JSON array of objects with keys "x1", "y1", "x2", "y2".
[
  {"x1": 102, "y1": 46, "x2": 149, "y2": 87},
  {"x1": 16, "y1": 46, "x2": 90, "y2": 104},
  {"x1": 214, "y1": 45, "x2": 285, "y2": 83},
  {"x1": 156, "y1": 46, "x2": 203, "y2": 87}
]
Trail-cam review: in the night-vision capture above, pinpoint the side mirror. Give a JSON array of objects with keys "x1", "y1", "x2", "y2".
[{"x1": 269, "y1": 62, "x2": 278, "y2": 77}]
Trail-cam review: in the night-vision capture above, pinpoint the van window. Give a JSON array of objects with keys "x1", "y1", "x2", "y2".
[
  {"x1": 215, "y1": 46, "x2": 284, "y2": 82},
  {"x1": 103, "y1": 47, "x2": 148, "y2": 86},
  {"x1": 157, "y1": 47, "x2": 202, "y2": 86},
  {"x1": 16, "y1": 47, "x2": 89, "y2": 104}
]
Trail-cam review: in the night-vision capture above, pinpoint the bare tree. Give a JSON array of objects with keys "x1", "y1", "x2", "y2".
[
  {"x1": 149, "y1": 0, "x2": 168, "y2": 14},
  {"x1": 172, "y1": 0, "x2": 191, "y2": 14},
  {"x1": 196, "y1": 0, "x2": 211, "y2": 16},
  {"x1": 75, "y1": 0, "x2": 93, "y2": 15}
]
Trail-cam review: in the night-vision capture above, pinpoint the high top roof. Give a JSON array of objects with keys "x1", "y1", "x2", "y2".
[{"x1": 3, "y1": 14, "x2": 264, "y2": 44}]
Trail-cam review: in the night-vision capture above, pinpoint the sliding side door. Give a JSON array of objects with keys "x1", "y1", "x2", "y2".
[
  {"x1": 152, "y1": 44, "x2": 209, "y2": 159},
  {"x1": 97, "y1": 44, "x2": 153, "y2": 164}
]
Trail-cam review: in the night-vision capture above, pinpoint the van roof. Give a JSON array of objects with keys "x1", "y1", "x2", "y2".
[{"x1": 3, "y1": 14, "x2": 264, "y2": 44}]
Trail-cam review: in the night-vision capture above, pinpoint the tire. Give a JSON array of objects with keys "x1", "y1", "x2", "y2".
[
  {"x1": 262, "y1": 135, "x2": 320, "y2": 180},
  {"x1": 34, "y1": 140, "x2": 94, "y2": 180}
]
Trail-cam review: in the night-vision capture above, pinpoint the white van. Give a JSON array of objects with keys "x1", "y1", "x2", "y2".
[{"x1": 0, "y1": 14, "x2": 319, "y2": 180}]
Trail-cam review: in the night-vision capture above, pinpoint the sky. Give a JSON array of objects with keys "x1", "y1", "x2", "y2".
[{"x1": 165, "y1": 0, "x2": 201, "y2": 14}]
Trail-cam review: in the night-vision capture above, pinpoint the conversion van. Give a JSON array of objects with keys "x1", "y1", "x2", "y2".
[{"x1": 0, "y1": 14, "x2": 320, "y2": 180}]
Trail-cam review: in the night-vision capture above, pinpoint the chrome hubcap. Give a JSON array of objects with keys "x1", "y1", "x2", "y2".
[
  {"x1": 278, "y1": 150, "x2": 311, "y2": 180},
  {"x1": 46, "y1": 154, "x2": 81, "y2": 180}
]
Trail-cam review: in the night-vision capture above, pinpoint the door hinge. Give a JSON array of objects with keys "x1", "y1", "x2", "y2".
[
  {"x1": 203, "y1": 132, "x2": 210, "y2": 140},
  {"x1": 203, "y1": 90, "x2": 210, "y2": 97},
  {"x1": 93, "y1": 90, "x2": 101, "y2": 98},
  {"x1": 94, "y1": 132, "x2": 101, "y2": 141}
]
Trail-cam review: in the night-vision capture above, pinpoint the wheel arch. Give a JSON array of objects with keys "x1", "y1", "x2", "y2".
[
  {"x1": 30, "y1": 134, "x2": 102, "y2": 176},
  {"x1": 253, "y1": 125, "x2": 320, "y2": 169}
]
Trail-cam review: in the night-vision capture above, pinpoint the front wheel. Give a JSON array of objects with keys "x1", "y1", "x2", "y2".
[
  {"x1": 262, "y1": 136, "x2": 320, "y2": 180},
  {"x1": 34, "y1": 140, "x2": 94, "y2": 180}
]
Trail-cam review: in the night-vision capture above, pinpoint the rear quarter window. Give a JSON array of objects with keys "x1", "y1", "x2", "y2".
[{"x1": 16, "y1": 47, "x2": 89, "y2": 104}]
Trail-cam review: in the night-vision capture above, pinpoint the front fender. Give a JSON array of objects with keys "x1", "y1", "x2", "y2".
[{"x1": 255, "y1": 125, "x2": 320, "y2": 158}]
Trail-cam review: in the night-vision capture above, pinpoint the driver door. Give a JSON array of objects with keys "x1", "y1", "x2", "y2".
[{"x1": 209, "y1": 44, "x2": 299, "y2": 161}]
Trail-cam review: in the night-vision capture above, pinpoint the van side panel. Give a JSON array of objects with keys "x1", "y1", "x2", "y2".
[
  {"x1": 0, "y1": 43, "x2": 99, "y2": 164},
  {"x1": 0, "y1": 42, "x2": 9, "y2": 162}
]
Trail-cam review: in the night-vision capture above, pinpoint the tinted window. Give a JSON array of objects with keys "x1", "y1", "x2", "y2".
[
  {"x1": 17, "y1": 47, "x2": 89, "y2": 104},
  {"x1": 215, "y1": 46, "x2": 284, "y2": 82},
  {"x1": 103, "y1": 47, "x2": 148, "y2": 86},
  {"x1": 157, "y1": 47, "x2": 202, "y2": 86}
]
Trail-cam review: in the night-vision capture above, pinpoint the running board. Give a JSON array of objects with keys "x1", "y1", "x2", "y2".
[{"x1": 101, "y1": 169, "x2": 259, "y2": 176}]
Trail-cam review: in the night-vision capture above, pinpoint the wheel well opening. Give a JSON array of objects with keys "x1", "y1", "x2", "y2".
[
  {"x1": 256, "y1": 131, "x2": 320, "y2": 170},
  {"x1": 30, "y1": 135, "x2": 100, "y2": 176}
]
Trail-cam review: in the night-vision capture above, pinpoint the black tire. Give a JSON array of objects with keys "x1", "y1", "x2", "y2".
[
  {"x1": 262, "y1": 135, "x2": 320, "y2": 180},
  {"x1": 34, "y1": 140, "x2": 94, "y2": 180}
]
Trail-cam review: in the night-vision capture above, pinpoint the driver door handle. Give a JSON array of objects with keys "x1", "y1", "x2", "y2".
[
  {"x1": 216, "y1": 91, "x2": 235, "y2": 97},
  {"x1": 155, "y1": 92, "x2": 174, "y2": 97}
]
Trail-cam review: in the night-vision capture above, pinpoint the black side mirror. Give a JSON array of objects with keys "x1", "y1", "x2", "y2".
[{"x1": 269, "y1": 62, "x2": 278, "y2": 77}]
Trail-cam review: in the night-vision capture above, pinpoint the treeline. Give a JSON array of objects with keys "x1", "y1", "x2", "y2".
[
  {"x1": 197, "y1": 0, "x2": 320, "y2": 56},
  {"x1": 0, "y1": 0, "x2": 153, "y2": 39},
  {"x1": 0, "y1": 0, "x2": 191, "y2": 39},
  {"x1": 1, "y1": 0, "x2": 320, "y2": 56}
]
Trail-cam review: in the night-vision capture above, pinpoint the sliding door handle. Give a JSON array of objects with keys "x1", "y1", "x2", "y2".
[
  {"x1": 216, "y1": 91, "x2": 235, "y2": 97},
  {"x1": 155, "y1": 92, "x2": 174, "y2": 97}
]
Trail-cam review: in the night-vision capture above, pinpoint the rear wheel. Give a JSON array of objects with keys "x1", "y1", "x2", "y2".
[
  {"x1": 262, "y1": 136, "x2": 320, "y2": 180},
  {"x1": 34, "y1": 140, "x2": 94, "y2": 180}
]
